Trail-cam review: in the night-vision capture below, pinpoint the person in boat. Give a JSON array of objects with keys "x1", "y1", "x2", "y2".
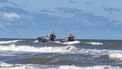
[
  {"x1": 41, "y1": 36, "x2": 48, "y2": 42},
  {"x1": 67, "y1": 33, "x2": 75, "y2": 41},
  {"x1": 49, "y1": 32, "x2": 56, "y2": 41},
  {"x1": 60, "y1": 38, "x2": 68, "y2": 42},
  {"x1": 37, "y1": 36, "x2": 43, "y2": 42},
  {"x1": 60, "y1": 34, "x2": 75, "y2": 42},
  {"x1": 37, "y1": 36, "x2": 48, "y2": 42}
]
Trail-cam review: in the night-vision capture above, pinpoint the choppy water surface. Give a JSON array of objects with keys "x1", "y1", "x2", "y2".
[{"x1": 0, "y1": 39, "x2": 122, "y2": 69}]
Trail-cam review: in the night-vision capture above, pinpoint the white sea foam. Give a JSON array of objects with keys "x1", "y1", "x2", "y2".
[
  {"x1": 57, "y1": 65, "x2": 121, "y2": 69},
  {"x1": 0, "y1": 43, "x2": 122, "y2": 61},
  {"x1": 0, "y1": 40, "x2": 21, "y2": 44},
  {"x1": 85, "y1": 42, "x2": 103, "y2": 45},
  {"x1": 0, "y1": 62, "x2": 121, "y2": 69},
  {"x1": 0, "y1": 44, "x2": 122, "y2": 60},
  {"x1": 55, "y1": 41, "x2": 80, "y2": 44},
  {"x1": 77, "y1": 48, "x2": 122, "y2": 61},
  {"x1": 0, "y1": 62, "x2": 33, "y2": 69},
  {"x1": 108, "y1": 53, "x2": 122, "y2": 61},
  {"x1": 0, "y1": 44, "x2": 77, "y2": 53}
]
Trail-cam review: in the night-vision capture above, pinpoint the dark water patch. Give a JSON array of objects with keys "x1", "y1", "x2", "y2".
[
  {"x1": 0, "y1": 43, "x2": 13, "y2": 46},
  {"x1": 92, "y1": 54, "x2": 122, "y2": 65},
  {"x1": 18, "y1": 57, "x2": 80, "y2": 65},
  {"x1": 49, "y1": 60, "x2": 79, "y2": 65},
  {"x1": 22, "y1": 58, "x2": 50, "y2": 64},
  {"x1": 0, "y1": 56, "x2": 15, "y2": 62}
]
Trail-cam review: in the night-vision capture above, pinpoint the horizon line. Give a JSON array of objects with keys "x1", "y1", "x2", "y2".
[{"x1": 0, "y1": 37, "x2": 122, "y2": 40}]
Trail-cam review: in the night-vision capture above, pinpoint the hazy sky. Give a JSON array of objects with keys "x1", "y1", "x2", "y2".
[{"x1": 0, "y1": 0, "x2": 122, "y2": 39}]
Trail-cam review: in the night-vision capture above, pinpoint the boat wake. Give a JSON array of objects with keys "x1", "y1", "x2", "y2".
[{"x1": 54, "y1": 41, "x2": 80, "y2": 44}]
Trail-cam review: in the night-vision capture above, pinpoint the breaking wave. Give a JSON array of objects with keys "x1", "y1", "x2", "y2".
[
  {"x1": 0, "y1": 40, "x2": 122, "y2": 64},
  {"x1": 0, "y1": 40, "x2": 22, "y2": 44},
  {"x1": 85, "y1": 42, "x2": 103, "y2": 45},
  {"x1": 0, "y1": 44, "x2": 77, "y2": 53},
  {"x1": 108, "y1": 53, "x2": 122, "y2": 61},
  {"x1": 57, "y1": 65, "x2": 121, "y2": 69},
  {"x1": 0, "y1": 62, "x2": 121, "y2": 69},
  {"x1": 78, "y1": 48, "x2": 122, "y2": 62},
  {"x1": 0, "y1": 43, "x2": 122, "y2": 60},
  {"x1": 54, "y1": 41, "x2": 80, "y2": 44}
]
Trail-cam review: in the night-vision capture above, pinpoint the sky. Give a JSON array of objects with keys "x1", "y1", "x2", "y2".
[{"x1": 0, "y1": 0, "x2": 122, "y2": 39}]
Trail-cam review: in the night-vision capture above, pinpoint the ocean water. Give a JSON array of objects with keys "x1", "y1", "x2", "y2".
[{"x1": 0, "y1": 38, "x2": 122, "y2": 69}]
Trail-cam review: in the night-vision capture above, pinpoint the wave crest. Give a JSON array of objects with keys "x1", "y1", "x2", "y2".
[
  {"x1": 0, "y1": 40, "x2": 22, "y2": 44},
  {"x1": 0, "y1": 62, "x2": 121, "y2": 69},
  {"x1": 0, "y1": 44, "x2": 77, "y2": 53},
  {"x1": 85, "y1": 42, "x2": 103, "y2": 45},
  {"x1": 108, "y1": 53, "x2": 122, "y2": 61}
]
